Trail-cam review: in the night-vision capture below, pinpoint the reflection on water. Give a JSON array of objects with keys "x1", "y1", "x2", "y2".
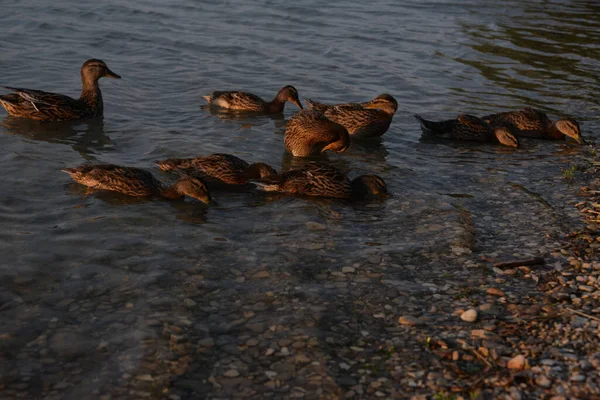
[
  {"x1": 2, "y1": 117, "x2": 113, "y2": 157},
  {"x1": 453, "y1": 1, "x2": 600, "y2": 114}
]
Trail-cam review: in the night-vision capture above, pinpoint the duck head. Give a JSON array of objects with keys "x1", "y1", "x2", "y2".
[
  {"x1": 554, "y1": 118, "x2": 583, "y2": 144},
  {"x1": 81, "y1": 59, "x2": 121, "y2": 84},
  {"x1": 351, "y1": 175, "x2": 388, "y2": 199},
  {"x1": 277, "y1": 85, "x2": 303, "y2": 110}
]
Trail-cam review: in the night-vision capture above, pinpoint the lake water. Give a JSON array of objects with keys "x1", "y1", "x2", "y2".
[{"x1": 1, "y1": 0, "x2": 598, "y2": 398}]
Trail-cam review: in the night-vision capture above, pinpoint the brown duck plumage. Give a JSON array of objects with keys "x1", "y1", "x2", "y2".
[
  {"x1": 62, "y1": 164, "x2": 213, "y2": 204},
  {"x1": 156, "y1": 153, "x2": 276, "y2": 185},
  {"x1": 202, "y1": 85, "x2": 303, "y2": 113},
  {"x1": 0, "y1": 59, "x2": 120, "y2": 121},
  {"x1": 482, "y1": 107, "x2": 583, "y2": 143},
  {"x1": 255, "y1": 162, "x2": 388, "y2": 199},
  {"x1": 284, "y1": 110, "x2": 350, "y2": 157},
  {"x1": 304, "y1": 94, "x2": 398, "y2": 139},
  {"x1": 414, "y1": 113, "x2": 519, "y2": 148}
]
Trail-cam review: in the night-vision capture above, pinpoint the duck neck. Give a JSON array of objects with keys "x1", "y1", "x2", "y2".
[
  {"x1": 548, "y1": 122, "x2": 566, "y2": 140},
  {"x1": 160, "y1": 183, "x2": 185, "y2": 200},
  {"x1": 267, "y1": 93, "x2": 287, "y2": 113},
  {"x1": 79, "y1": 76, "x2": 103, "y2": 116}
]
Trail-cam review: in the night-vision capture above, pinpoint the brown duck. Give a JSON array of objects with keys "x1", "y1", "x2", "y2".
[
  {"x1": 256, "y1": 162, "x2": 388, "y2": 199},
  {"x1": 0, "y1": 59, "x2": 121, "y2": 121},
  {"x1": 202, "y1": 85, "x2": 303, "y2": 113},
  {"x1": 482, "y1": 107, "x2": 583, "y2": 143},
  {"x1": 414, "y1": 114, "x2": 519, "y2": 147},
  {"x1": 304, "y1": 94, "x2": 398, "y2": 139},
  {"x1": 284, "y1": 110, "x2": 350, "y2": 157},
  {"x1": 62, "y1": 164, "x2": 213, "y2": 204},
  {"x1": 156, "y1": 153, "x2": 276, "y2": 185}
]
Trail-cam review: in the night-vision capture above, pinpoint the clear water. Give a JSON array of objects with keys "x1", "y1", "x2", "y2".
[{"x1": 0, "y1": 0, "x2": 598, "y2": 397}]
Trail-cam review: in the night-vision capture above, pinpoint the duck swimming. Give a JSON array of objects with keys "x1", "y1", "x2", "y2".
[
  {"x1": 482, "y1": 107, "x2": 583, "y2": 144},
  {"x1": 284, "y1": 110, "x2": 350, "y2": 157},
  {"x1": 156, "y1": 153, "x2": 276, "y2": 185},
  {"x1": 0, "y1": 59, "x2": 121, "y2": 121},
  {"x1": 62, "y1": 164, "x2": 213, "y2": 204},
  {"x1": 255, "y1": 162, "x2": 388, "y2": 200},
  {"x1": 414, "y1": 113, "x2": 519, "y2": 148},
  {"x1": 304, "y1": 94, "x2": 398, "y2": 139},
  {"x1": 202, "y1": 85, "x2": 303, "y2": 113}
]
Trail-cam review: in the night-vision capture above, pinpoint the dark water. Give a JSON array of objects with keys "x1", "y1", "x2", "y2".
[{"x1": 0, "y1": 0, "x2": 598, "y2": 397}]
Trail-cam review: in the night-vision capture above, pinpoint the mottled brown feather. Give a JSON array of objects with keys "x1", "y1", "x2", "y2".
[
  {"x1": 256, "y1": 162, "x2": 387, "y2": 199},
  {"x1": 284, "y1": 111, "x2": 350, "y2": 157},
  {"x1": 203, "y1": 85, "x2": 302, "y2": 113},
  {"x1": 304, "y1": 94, "x2": 398, "y2": 139},
  {"x1": 156, "y1": 153, "x2": 276, "y2": 185}
]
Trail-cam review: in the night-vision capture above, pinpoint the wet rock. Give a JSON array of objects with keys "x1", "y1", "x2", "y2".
[
  {"x1": 460, "y1": 309, "x2": 478, "y2": 322},
  {"x1": 487, "y1": 288, "x2": 505, "y2": 297},
  {"x1": 507, "y1": 355, "x2": 527, "y2": 370},
  {"x1": 224, "y1": 369, "x2": 240, "y2": 378},
  {"x1": 398, "y1": 315, "x2": 421, "y2": 326},
  {"x1": 49, "y1": 330, "x2": 94, "y2": 359}
]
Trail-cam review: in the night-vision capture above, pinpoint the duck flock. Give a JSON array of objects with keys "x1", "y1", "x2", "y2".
[{"x1": 0, "y1": 59, "x2": 585, "y2": 206}]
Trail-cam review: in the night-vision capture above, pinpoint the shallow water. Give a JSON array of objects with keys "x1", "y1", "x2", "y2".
[{"x1": 0, "y1": 0, "x2": 599, "y2": 397}]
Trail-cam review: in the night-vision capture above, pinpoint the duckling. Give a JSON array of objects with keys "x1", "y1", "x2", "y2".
[
  {"x1": 202, "y1": 85, "x2": 303, "y2": 113},
  {"x1": 284, "y1": 110, "x2": 350, "y2": 157},
  {"x1": 414, "y1": 114, "x2": 519, "y2": 148},
  {"x1": 0, "y1": 59, "x2": 120, "y2": 121},
  {"x1": 62, "y1": 164, "x2": 213, "y2": 204},
  {"x1": 255, "y1": 162, "x2": 387, "y2": 199},
  {"x1": 482, "y1": 107, "x2": 583, "y2": 143},
  {"x1": 156, "y1": 153, "x2": 277, "y2": 185},
  {"x1": 304, "y1": 94, "x2": 398, "y2": 139}
]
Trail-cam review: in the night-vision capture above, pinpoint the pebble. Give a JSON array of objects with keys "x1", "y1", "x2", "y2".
[
  {"x1": 342, "y1": 266, "x2": 356, "y2": 274},
  {"x1": 306, "y1": 222, "x2": 326, "y2": 231},
  {"x1": 507, "y1": 355, "x2": 526, "y2": 370},
  {"x1": 536, "y1": 375, "x2": 552, "y2": 388},
  {"x1": 570, "y1": 374, "x2": 586, "y2": 382},
  {"x1": 460, "y1": 309, "x2": 478, "y2": 322},
  {"x1": 183, "y1": 298, "x2": 196, "y2": 307},
  {"x1": 223, "y1": 369, "x2": 240, "y2": 378},
  {"x1": 252, "y1": 271, "x2": 270, "y2": 279},
  {"x1": 487, "y1": 288, "x2": 505, "y2": 297},
  {"x1": 398, "y1": 315, "x2": 421, "y2": 326}
]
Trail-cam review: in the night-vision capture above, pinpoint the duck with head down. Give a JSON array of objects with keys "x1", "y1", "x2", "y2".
[
  {"x1": 482, "y1": 107, "x2": 583, "y2": 144},
  {"x1": 62, "y1": 164, "x2": 214, "y2": 205},
  {"x1": 202, "y1": 85, "x2": 303, "y2": 114},
  {"x1": 414, "y1": 113, "x2": 520, "y2": 148},
  {"x1": 156, "y1": 153, "x2": 277, "y2": 186},
  {"x1": 304, "y1": 94, "x2": 398, "y2": 139},
  {"x1": 0, "y1": 59, "x2": 121, "y2": 121},
  {"x1": 255, "y1": 162, "x2": 388, "y2": 200},
  {"x1": 284, "y1": 110, "x2": 350, "y2": 157}
]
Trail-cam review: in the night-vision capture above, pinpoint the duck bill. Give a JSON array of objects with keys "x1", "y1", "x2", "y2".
[
  {"x1": 292, "y1": 99, "x2": 304, "y2": 110},
  {"x1": 105, "y1": 68, "x2": 121, "y2": 79},
  {"x1": 575, "y1": 136, "x2": 586, "y2": 144}
]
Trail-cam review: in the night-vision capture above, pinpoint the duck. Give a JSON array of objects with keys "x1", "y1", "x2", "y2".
[
  {"x1": 414, "y1": 113, "x2": 519, "y2": 147},
  {"x1": 62, "y1": 164, "x2": 213, "y2": 204},
  {"x1": 0, "y1": 59, "x2": 120, "y2": 121},
  {"x1": 284, "y1": 110, "x2": 350, "y2": 157},
  {"x1": 304, "y1": 94, "x2": 398, "y2": 139},
  {"x1": 156, "y1": 153, "x2": 277, "y2": 185},
  {"x1": 202, "y1": 85, "x2": 303, "y2": 113},
  {"x1": 255, "y1": 162, "x2": 388, "y2": 199},
  {"x1": 481, "y1": 107, "x2": 583, "y2": 143}
]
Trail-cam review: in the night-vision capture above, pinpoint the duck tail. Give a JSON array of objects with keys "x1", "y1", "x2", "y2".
[
  {"x1": 414, "y1": 114, "x2": 456, "y2": 135},
  {"x1": 61, "y1": 167, "x2": 77, "y2": 175},
  {"x1": 201, "y1": 95, "x2": 211, "y2": 102}
]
